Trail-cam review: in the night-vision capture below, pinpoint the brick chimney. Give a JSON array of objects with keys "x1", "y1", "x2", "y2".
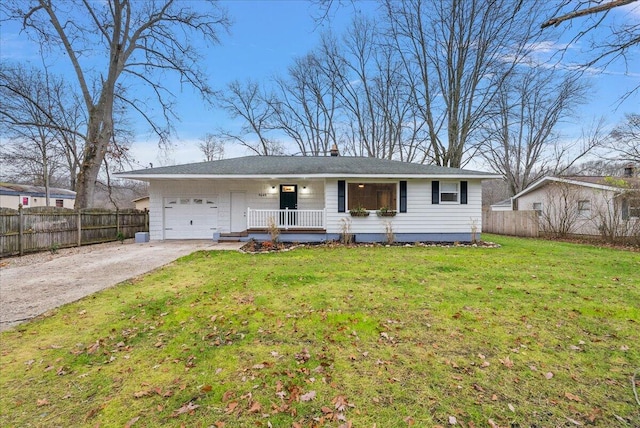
[
  {"x1": 623, "y1": 163, "x2": 636, "y2": 177},
  {"x1": 330, "y1": 144, "x2": 339, "y2": 157}
]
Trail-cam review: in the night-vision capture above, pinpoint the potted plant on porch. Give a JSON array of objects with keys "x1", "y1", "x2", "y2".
[
  {"x1": 349, "y1": 205, "x2": 370, "y2": 217},
  {"x1": 376, "y1": 206, "x2": 397, "y2": 217}
]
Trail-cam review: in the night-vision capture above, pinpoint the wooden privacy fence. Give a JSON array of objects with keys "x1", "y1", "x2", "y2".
[
  {"x1": 0, "y1": 207, "x2": 149, "y2": 257},
  {"x1": 482, "y1": 209, "x2": 539, "y2": 237}
]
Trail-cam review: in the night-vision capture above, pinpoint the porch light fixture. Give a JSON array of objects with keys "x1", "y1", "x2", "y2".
[
  {"x1": 358, "y1": 183, "x2": 365, "y2": 188},
  {"x1": 271, "y1": 186, "x2": 276, "y2": 190}
]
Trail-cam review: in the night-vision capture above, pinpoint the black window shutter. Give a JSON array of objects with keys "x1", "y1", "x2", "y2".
[
  {"x1": 338, "y1": 180, "x2": 346, "y2": 212},
  {"x1": 460, "y1": 181, "x2": 468, "y2": 205},
  {"x1": 400, "y1": 181, "x2": 407, "y2": 213},
  {"x1": 432, "y1": 181, "x2": 440, "y2": 204}
]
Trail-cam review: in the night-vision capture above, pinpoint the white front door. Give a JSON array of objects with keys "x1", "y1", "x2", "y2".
[
  {"x1": 230, "y1": 192, "x2": 246, "y2": 233},
  {"x1": 164, "y1": 197, "x2": 218, "y2": 239}
]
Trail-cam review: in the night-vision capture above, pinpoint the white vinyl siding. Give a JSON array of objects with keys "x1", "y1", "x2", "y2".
[
  {"x1": 148, "y1": 179, "x2": 325, "y2": 240},
  {"x1": 326, "y1": 178, "x2": 483, "y2": 235}
]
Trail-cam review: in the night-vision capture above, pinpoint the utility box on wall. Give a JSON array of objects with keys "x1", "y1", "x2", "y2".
[{"x1": 135, "y1": 232, "x2": 150, "y2": 243}]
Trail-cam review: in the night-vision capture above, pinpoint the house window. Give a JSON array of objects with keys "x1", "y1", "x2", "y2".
[
  {"x1": 56, "y1": 199, "x2": 64, "y2": 207},
  {"x1": 577, "y1": 200, "x2": 590, "y2": 217},
  {"x1": 532, "y1": 202, "x2": 542, "y2": 216},
  {"x1": 348, "y1": 182, "x2": 396, "y2": 210},
  {"x1": 440, "y1": 182, "x2": 459, "y2": 203},
  {"x1": 630, "y1": 198, "x2": 640, "y2": 218}
]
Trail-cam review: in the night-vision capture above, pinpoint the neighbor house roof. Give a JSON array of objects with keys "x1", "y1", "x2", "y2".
[
  {"x1": 0, "y1": 183, "x2": 76, "y2": 199},
  {"x1": 116, "y1": 156, "x2": 500, "y2": 180},
  {"x1": 513, "y1": 176, "x2": 639, "y2": 200}
]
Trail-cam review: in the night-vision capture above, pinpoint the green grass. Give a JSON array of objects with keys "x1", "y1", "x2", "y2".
[{"x1": 1, "y1": 235, "x2": 639, "y2": 427}]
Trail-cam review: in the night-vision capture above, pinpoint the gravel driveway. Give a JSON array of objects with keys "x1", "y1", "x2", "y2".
[{"x1": 0, "y1": 240, "x2": 243, "y2": 331}]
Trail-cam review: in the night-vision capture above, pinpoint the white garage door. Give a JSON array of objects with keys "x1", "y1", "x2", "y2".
[{"x1": 164, "y1": 197, "x2": 218, "y2": 239}]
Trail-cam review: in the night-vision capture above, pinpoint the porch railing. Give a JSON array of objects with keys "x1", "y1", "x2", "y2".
[{"x1": 247, "y1": 208, "x2": 325, "y2": 230}]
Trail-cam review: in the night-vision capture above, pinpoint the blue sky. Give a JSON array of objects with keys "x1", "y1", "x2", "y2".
[{"x1": 1, "y1": 0, "x2": 638, "y2": 169}]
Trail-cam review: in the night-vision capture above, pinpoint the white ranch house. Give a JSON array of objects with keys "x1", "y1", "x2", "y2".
[{"x1": 117, "y1": 156, "x2": 500, "y2": 243}]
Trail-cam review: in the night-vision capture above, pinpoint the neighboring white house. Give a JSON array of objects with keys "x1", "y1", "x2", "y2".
[
  {"x1": 0, "y1": 183, "x2": 76, "y2": 209},
  {"x1": 512, "y1": 175, "x2": 639, "y2": 237},
  {"x1": 116, "y1": 155, "x2": 500, "y2": 243}
]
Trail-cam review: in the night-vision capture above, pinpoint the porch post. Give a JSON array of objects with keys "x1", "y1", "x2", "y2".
[{"x1": 284, "y1": 207, "x2": 289, "y2": 230}]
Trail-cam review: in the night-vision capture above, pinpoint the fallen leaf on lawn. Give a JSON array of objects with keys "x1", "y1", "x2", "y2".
[
  {"x1": 214, "y1": 422, "x2": 225, "y2": 428},
  {"x1": 37, "y1": 399, "x2": 50, "y2": 406},
  {"x1": 566, "y1": 416, "x2": 583, "y2": 426},
  {"x1": 222, "y1": 390, "x2": 235, "y2": 402},
  {"x1": 133, "y1": 390, "x2": 150, "y2": 398},
  {"x1": 124, "y1": 416, "x2": 140, "y2": 428},
  {"x1": 448, "y1": 415, "x2": 457, "y2": 425},
  {"x1": 225, "y1": 401, "x2": 238, "y2": 413},
  {"x1": 404, "y1": 416, "x2": 415, "y2": 425},
  {"x1": 620, "y1": 345, "x2": 629, "y2": 351},
  {"x1": 487, "y1": 419, "x2": 499, "y2": 428},
  {"x1": 248, "y1": 401, "x2": 261, "y2": 413},
  {"x1": 491, "y1": 394, "x2": 498, "y2": 401},
  {"x1": 564, "y1": 392, "x2": 582, "y2": 402},
  {"x1": 300, "y1": 391, "x2": 316, "y2": 402},
  {"x1": 481, "y1": 361, "x2": 490, "y2": 368},
  {"x1": 499, "y1": 356, "x2": 514, "y2": 368},
  {"x1": 201, "y1": 384, "x2": 212, "y2": 392},
  {"x1": 569, "y1": 345, "x2": 581, "y2": 351},
  {"x1": 545, "y1": 372, "x2": 554, "y2": 380},
  {"x1": 508, "y1": 403, "x2": 515, "y2": 412},
  {"x1": 171, "y1": 402, "x2": 199, "y2": 417}
]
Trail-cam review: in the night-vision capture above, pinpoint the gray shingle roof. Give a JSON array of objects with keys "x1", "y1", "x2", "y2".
[
  {"x1": 118, "y1": 156, "x2": 497, "y2": 178},
  {"x1": 0, "y1": 183, "x2": 76, "y2": 199}
]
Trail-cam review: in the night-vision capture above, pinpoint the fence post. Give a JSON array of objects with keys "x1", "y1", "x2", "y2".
[
  {"x1": 18, "y1": 205, "x2": 24, "y2": 256},
  {"x1": 77, "y1": 210, "x2": 82, "y2": 247},
  {"x1": 116, "y1": 208, "x2": 120, "y2": 238}
]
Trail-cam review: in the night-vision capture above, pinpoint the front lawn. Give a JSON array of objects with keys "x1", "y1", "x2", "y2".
[{"x1": 1, "y1": 235, "x2": 639, "y2": 427}]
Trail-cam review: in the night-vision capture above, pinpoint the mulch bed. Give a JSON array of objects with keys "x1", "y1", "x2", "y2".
[{"x1": 239, "y1": 239, "x2": 500, "y2": 254}]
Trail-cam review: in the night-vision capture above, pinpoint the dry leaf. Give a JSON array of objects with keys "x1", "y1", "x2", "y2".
[
  {"x1": 448, "y1": 415, "x2": 457, "y2": 425},
  {"x1": 564, "y1": 392, "x2": 582, "y2": 402},
  {"x1": 508, "y1": 403, "x2": 515, "y2": 412},
  {"x1": 248, "y1": 401, "x2": 261, "y2": 413},
  {"x1": 124, "y1": 416, "x2": 140, "y2": 428},
  {"x1": 487, "y1": 419, "x2": 499, "y2": 428},
  {"x1": 500, "y1": 356, "x2": 514, "y2": 368},
  {"x1": 544, "y1": 372, "x2": 554, "y2": 380},
  {"x1": 300, "y1": 391, "x2": 316, "y2": 402},
  {"x1": 171, "y1": 402, "x2": 199, "y2": 417},
  {"x1": 565, "y1": 416, "x2": 583, "y2": 426},
  {"x1": 404, "y1": 416, "x2": 415, "y2": 426},
  {"x1": 36, "y1": 398, "x2": 50, "y2": 406}
]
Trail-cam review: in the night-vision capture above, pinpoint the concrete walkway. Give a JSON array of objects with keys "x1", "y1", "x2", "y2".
[{"x1": 0, "y1": 240, "x2": 243, "y2": 331}]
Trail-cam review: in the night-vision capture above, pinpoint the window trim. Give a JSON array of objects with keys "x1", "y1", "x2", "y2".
[
  {"x1": 577, "y1": 199, "x2": 591, "y2": 218},
  {"x1": 439, "y1": 181, "x2": 459, "y2": 204},
  {"x1": 532, "y1": 202, "x2": 543, "y2": 216},
  {"x1": 629, "y1": 198, "x2": 640, "y2": 219},
  {"x1": 346, "y1": 181, "x2": 398, "y2": 211}
]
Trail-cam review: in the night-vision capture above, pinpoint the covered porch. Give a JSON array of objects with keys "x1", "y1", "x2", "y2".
[{"x1": 247, "y1": 207, "x2": 326, "y2": 230}]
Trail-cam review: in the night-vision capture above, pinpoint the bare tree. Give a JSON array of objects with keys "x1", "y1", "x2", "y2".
[
  {"x1": 480, "y1": 69, "x2": 596, "y2": 195},
  {"x1": 2, "y1": 0, "x2": 230, "y2": 208},
  {"x1": 270, "y1": 52, "x2": 340, "y2": 156},
  {"x1": 217, "y1": 79, "x2": 283, "y2": 155},
  {"x1": 609, "y1": 113, "x2": 640, "y2": 164},
  {"x1": 383, "y1": 0, "x2": 544, "y2": 168},
  {"x1": 0, "y1": 64, "x2": 69, "y2": 202},
  {"x1": 198, "y1": 133, "x2": 225, "y2": 161},
  {"x1": 541, "y1": 1, "x2": 639, "y2": 96}
]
